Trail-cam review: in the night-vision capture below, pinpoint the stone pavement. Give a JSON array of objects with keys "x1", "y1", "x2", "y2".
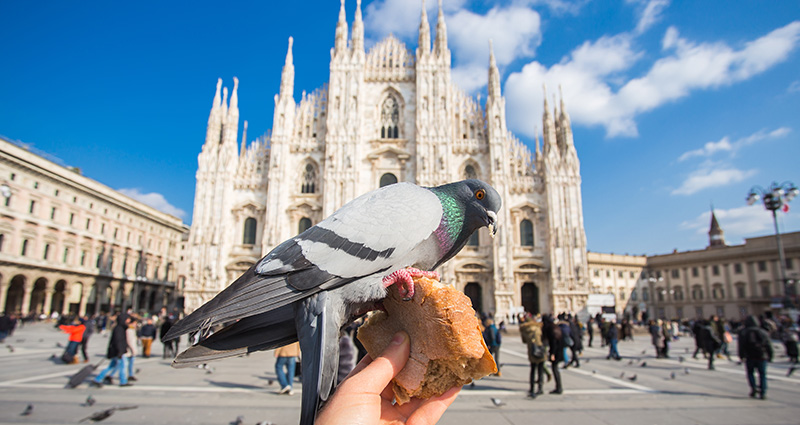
[{"x1": 1, "y1": 322, "x2": 799, "y2": 425}]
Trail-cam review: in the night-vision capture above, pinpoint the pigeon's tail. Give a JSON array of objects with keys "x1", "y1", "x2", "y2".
[
  {"x1": 298, "y1": 293, "x2": 341, "y2": 425},
  {"x1": 172, "y1": 305, "x2": 298, "y2": 368},
  {"x1": 164, "y1": 266, "x2": 307, "y2": 341}
]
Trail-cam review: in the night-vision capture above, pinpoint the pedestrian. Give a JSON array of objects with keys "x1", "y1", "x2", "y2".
[
  {"x1": 160, "y1": 315, "x2": 175, "y2": 359},
  {"x1": 738, "y1": 315, "x2": 773, "y2": 399},
  {"x1": 275, "y1": 341, "x2": 300, "y2": 395},
  {"x1": 91, "y1": 314, "x2": 133, "y2": 387},
  {"x1": 661, "y1": 319, "x2": 671, "y2": 358},
  {"x1": 607, "y1": 319, "x2": 621, "y2": 360},
  {"x1": 483, "y1": 317, "x2": 502, "y2": 376},
  {"x1": 138, "y1": 318, "x2": 156, "y2": 358},
  {"x1": 126, "y1": 317, "x2": 138, "y2": 381},
  {"x1": 520, "y1": 315, "x2": 547, "y2": 398},
  {"x1": 586, "y1": 317, "x2": 594, "y2": 347},
  {"x1": 781, "y1": 319, "x2": 799, "y2": 363},
  {"x1": 558, "y1": 319, "x2": 574, "y2": 368},
  {"x1": 58, "y1": 317, "x2": 86, "y2": 364},
  {"x1": 700, "y1": 319, "x2": 721, "y2": 370},
  {"x1": 649, "y1": 320, "x2": 664, "y2": 358},
  {"x1": 567, "y1": 316, "x2": 582, "y2": 368},
  {"x1": 79, "y1": 315, "x2": 95, "y2": 363},
  {"x1": 542, "y1": 314, "x2": 564, "y2": 394},
  {"x1": 0, "y1": 312, "x2": 14, "y2": 343},
  {"x1": 692, "y1": 319, "x2": 707, "y2": 359}
]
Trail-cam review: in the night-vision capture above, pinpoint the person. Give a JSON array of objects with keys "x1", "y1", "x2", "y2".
[
  {"x1": 316, "y1": 331, "x2": 459, "y2": 425},
  {"x1": 482, "y1": 318, "x2": 502, "y2": 376},
  {"x1": 58, "y1": 317, "x2": 86, "y2": 364},
  {"x1": 586, "y1": 317, "x2": 594, "y2": 347},
  {"x1": 91, "y1": 314, "x2": 133, "y2": 387},
  {"x1": 0, "y1": 312, "x2": 15, "y2": 343},
  {"x1": 79, "y1": 315, "x2": 95, "y2": 363},
  {"x1": 781, "y1": 319, "x2": 799, "y2": 363},
  {"x1": 649, "y1": 320, "x2": 664, "y2": 358},
  {"x1": 275, "y1": 341, "x2": 300, "y2": 395},
  {"x1": 699, "y1": 319, "x2": 721, "y2": 370},
  {"x1": 542, "y1": 314, "x2": 564, "y2": 394},
  {"x1": 520, "y1": 315, "x2": 547, "y2": 398},
  {"x1": 692, "y1": 320, "x2": 707, "y2": 359},
  {"x1": 159, "y1": 315, "x2": 175, "y2": 359},
  {"x1": 567, "y1": 317, "x2": 582, "y2": 368},
  {"x1": 660, "y1": 319, "x2": 672, "y2": 358},
  {"x1": 738, "y1": 315, "x2": 773, "y2": 399},
  {"x1": 125, "y1": 317, "x2": 138, "y2": 381},
  {"x1": 607, "y1": 319, "x2": 621, "y2": 360},
  {"x1": 139, "y1": 318, "x2": 156, "y2": 358}
]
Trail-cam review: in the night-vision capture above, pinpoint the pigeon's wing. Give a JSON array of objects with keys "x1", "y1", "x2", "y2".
[
  {"x1": 297, "y1": 292, "x2": 342, "y2": 425},
  {"x1": 166, "y1": 183, "x2": 442, "y2": 340},
  {"x1": 171, "y1": 304, "x2": 297, "y2": 368}
]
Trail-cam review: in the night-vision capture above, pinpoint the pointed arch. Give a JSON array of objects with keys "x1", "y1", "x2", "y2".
[
  {"x1": 300, "y1": 159, "x2": 319, "y2": 194},
  {"x1": 378, "y1": 88, "x2": 405, "y2": 140},
  {"x1": 462, "y1": 160, "x2": 480, "y2": 180}
]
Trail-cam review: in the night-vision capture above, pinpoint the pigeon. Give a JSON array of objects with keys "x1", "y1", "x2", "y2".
[
  {"x1": 619, "y1": 372, "x2": 625, "y2": 379},
  {"x1": 490, "y1": 398, "x2": 506, "y2": 407},
  {"x1": 684, "y1": 368, "x2": 691, "y2": 375},
  {"x1": 79, "y1": 406, "x2": 138, "y2": 423},
  {"x1": 20, "y1": 404, "x2": 33, "y2": 416},
  {"x1": 267, "y1": 379, "x2": 275, "y2": 386},
  {"x1": 627, "y1": 374, "x2": 637, "y2": 382},
  {"x1": 787, "y1": 365, "x2": 797, "y2": 377},
  {"x1": 592, "y1": 369, "x2": 597, "y2": 374},
  {"x1": 7, "y1": 345, "x2": 14, "y2": 353},
  {"x1": 640, "y1": 362, "x2": 647, "y2": 367},
  {"x1": 679, "y1": 356, "x2": 685, "y2": 363},
  {"x1": 670, "y1": 372, "x2": 676, "y2": 380},
  {"x1": 56, "y1": 342, "x2": 64, "y2": 348},
  {"x1": 627, "y1": 360, "x2": 634, "y2": 365},
  {"x1": 585, "y1": 358, "x2": 590, "y2": 364},
  {"x1": 230, "y1": 416, "x2": 244, "y2": 425},
  {"x1": 641, "y1": 350, "x2": 646, "y2": 355},
  {"x1": 84, "y1": 395, "x2": 96, "y2": 407},
  {"x1": 163, "y1": 180, "x2": 502, "y2": 425},
  {"x1": 205, "y1": 367, "x2": 215, "y2": 374}
]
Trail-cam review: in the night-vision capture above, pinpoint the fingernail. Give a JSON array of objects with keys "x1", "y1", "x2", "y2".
[{"x1": 391, "y1": 332, "x2": 406, "y2": 345}]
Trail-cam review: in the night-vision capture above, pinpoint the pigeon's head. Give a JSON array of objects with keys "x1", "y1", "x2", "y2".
[{"x1": 460, "y1": 179, "x2": 501, "y2": 236}]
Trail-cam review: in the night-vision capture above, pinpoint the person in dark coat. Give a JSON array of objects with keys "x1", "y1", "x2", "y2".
[
  {"x1": 567, "y1": 317, "x2": 582, "y2": 368},
  {"x1": 607, "y1": 320, "x2": 621, "y2": 360},
  {"x1": 542, "y1": 314, "x2": 564, "y2": 394},
  {"x1": 159, "y1": 315, "x2": 174, "y2": 359},
  {"x1": 91, "y1": 314, "x2": 133, "y2": 387},
  {"x1": 700, "y1": 319, "x2": 721, "y2": 370},
  {"x1": 586, "y1": 317, "x2": 594, "y2": 347},
  {"x1": 692, "y1": 320, "x2": 707, "y2": 359},
  {"x1": 739, "y1": 315, "x2": 773, "y2": 399}
]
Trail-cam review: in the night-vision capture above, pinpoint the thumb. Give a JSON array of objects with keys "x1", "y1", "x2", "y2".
[{"x1": 357, "y1": 331, "x2": 410, "y2": 394}]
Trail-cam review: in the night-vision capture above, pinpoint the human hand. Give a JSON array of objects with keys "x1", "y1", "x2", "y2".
[{"x1": 317, "y1": 331, "x2": 460, "y2": 425}]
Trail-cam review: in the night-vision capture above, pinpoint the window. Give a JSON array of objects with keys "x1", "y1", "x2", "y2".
[
  {"x1": 757, "y1": 261, "x2": 767, "y2": 272},
  {"x1": 692, "y1": 267, "x2": 699, "y2": 277},
  {"x1": 712, "y1": 285, "x2": 724, "y2": 300},
  {"x1": 379, "y1": 173, "x2": 398, "y2": 187},
  {"x1": 606, "y1": 270, "x2": 611, "y2": 278},
  {"x1": 380, "y1": 95, "x2": 400, "y2": 139},
  {"x1": 243, "y1": 217, "x2": 257, "y2": 244},
  {"x1": 712, "y1": 265, "x2": 720, "y2": 276},
  {"x1": 21, "y1": 239, "x2": 28, "y2": 256},
  {"x1": 0, "y1": 234, "x2": 3, "y2": 252},
  {"x1": 50, "y1": 207, "x2": 56, "y2": 220},
  {"x1": 671, "y1": 269, "x2": 679, "y2": 278},
  {"x1": 674, "y1": 287, "x2": 684, "y2": 301},
  {"x1": 642, "y1": 288, "x2": 649, "y2": 301},
  {"x1": 630, "y1": 271, "x2": 636, "y2": 278},
  {"x1": 69, "y1": 213, "x2": 74, "y2": 226},
  {"x1": 787, "y1": 258, "x2": 794, "y2": 270},
  {"x1": 464, "y1": 164, "x2": 477, "y2": 180},
  {"x1": 631, "y1": 289, "x2": 638, "y2": 301},
  {"x1": 96, "y1": 253, "x2": 102, "y2": 268},
  {"x1": 734, "y1": 263, "x2": 743, "y2": 274},
  {"x1": 29, "y1": 200, "x2": 36, "y2": 214},
  {"x1": 4, "y1": 194, "x2": 10, "y2": 207},
  {"x1": 80, "y1": 250, "x2": 86, "y2": 266},
  {"x1": 86, "y1": 218, "x2": 91, "y2": 230},
  {"x1": 298, "y1": 217, "x2": 312, "y2": 234},
  {"x1": 467, "y1": 231, "x2": 479, "y2": 246},
  {"x1": 301, "y1": 163, "x2": 317, "y2": 194},
  {"x1": 736, "y1": 284, "x2": 746, "y2": 299},
  {"x1": 100, "y1": 223, "x2": 105, "y2": 234},
  {"x1": 619, "y1": 289, "x2": 626, "y2": 300},
  {"x1": 63, "y1": 248, "x2": 69, "y2": 263},
  {"x1": 520, "y1": 219, "x2": 533, "y2": 247},
  {"x1": 692, "y1": 286, "x2": 703, "y2": 300},
  {"x1": 594, "y1": 270, "x2": 600, "y2": 277},
  {"x1": 761, "y1": 283, "x2": 770, "y2": 297},
  {"x1": 43, "y1": 243, "x2": 50, "y2": 260},
  {"x1": 618, "y1": 271, "x2": 624, "y2": 278},
  {"x1": 656, "y1": 288, "x2": 664, "y2": 302}
]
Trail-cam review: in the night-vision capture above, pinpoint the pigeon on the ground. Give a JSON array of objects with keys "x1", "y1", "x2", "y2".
[
  {"x1": 684, "y1": 368, "x2": 691, "y2": 375},
  {"x1": 585, "y1": 358, "x2": 590, "y2": 363},
  {"x1": 20, "y1": 404, "x2": 33, "y2": 416},
  {"x1": 7, "y1": 345, "x2": 14, "y2": 353},
  {"x1": 490, "y1": 398, "x2": 506, "y2": 407},
  {"x1": 79, "y1": 406, "x2": 137, "y2": 423},
  {"x1": 627, "y1": 360, "x2": 634, "y2": 365},
  {"x1": 679, "y1": 356, "x2": 685, "y2": 363},
  {"x1": 640, "y1": 362, "x2": 647, "y2": 367},
  {"x1": 787, "y1": 365, "x2": 797, "y2": 377},
  {"x1": 641, "y1": 350, "x2": 646, "y2": 355},
  {"x1": 619, "y1": 372, "x2": 625, "y2": 379},
  {"x1": 56, "y1": 342, "x2": 64, "y2": 348},
  {"x1": 206, "y1": 367, "x2": 215, "y2": 374},
  {"x1": 627, "y1": 374, "x2": 637, "y2": 382},
  {"x1": 230, "y1": 416, "x2": 244, "y2": 425},
  {"x1": 670, "y1": 372, "x2": 676, "y2": 380},
  {"x1": 83, "y1": 395, "x2": 96, "y2": 407},
  {"x1": 163, "y1": 180, "x2": 501, "y2": 425}
]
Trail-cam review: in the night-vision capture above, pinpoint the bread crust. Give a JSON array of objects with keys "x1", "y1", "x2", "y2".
[{"x1": 356, "y1": 274, "x2": 497, "y2": 404}]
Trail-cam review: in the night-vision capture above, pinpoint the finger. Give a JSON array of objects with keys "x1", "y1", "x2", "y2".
[
  {"x1": 348, "y1": 331, "x2": 410, "y2": 394},
  {"x1": 406, "y1": 386, "x2": 461, "y2": 425}
]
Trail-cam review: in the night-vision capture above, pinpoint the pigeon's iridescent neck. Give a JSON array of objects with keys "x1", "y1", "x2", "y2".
[{"x1": 432, "y1": 191, "x2": 464, "y2": 253}]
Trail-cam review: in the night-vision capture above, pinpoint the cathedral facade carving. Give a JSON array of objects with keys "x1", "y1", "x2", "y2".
[{"x1": 182, "y1": 0, "x2": 590, "y2": 320}]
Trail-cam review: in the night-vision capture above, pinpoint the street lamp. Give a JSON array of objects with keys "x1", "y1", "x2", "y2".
[{"x1": 747, "y1": 181, "x2": 800, "y2": 309}]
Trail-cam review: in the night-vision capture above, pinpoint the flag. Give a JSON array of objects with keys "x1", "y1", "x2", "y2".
[{"x1": 783, "y1": 203, "x2": 790, "y2": 213}]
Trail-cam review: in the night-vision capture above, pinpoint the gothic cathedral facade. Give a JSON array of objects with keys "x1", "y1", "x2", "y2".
[{"x1": 182, "y1": 1, "x2": 589, "y2": 320}]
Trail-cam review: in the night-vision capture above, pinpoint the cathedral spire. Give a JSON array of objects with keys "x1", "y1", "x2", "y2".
[
  {"x1": 708, "y1": 206, "x2": 726, "y2": 248},
  {"x1": 228, "y1": 77, "x2": 239, "y2": 121},
  {"x1": 351, "y1": 0, "x2": 364, "y2": 53},
  {"x1": 488, "y1": 39, "x2": 501, "y2": 99},
  {"x1": 434, "y1": 0, "x2": 449, "y2": 57},
  {"x1": 558, "y1": 85, "x2": 571, "y2": 130},
  {"x1": 221, "y1": 86, "x2": 229, "y2": 124},
  {"x1": 240, "y1": 120, "x2": 248, "y2": 156},
  {"x1": 334, "y1": 0, "x2": 348, "y2": 55},
  {"x1": 280, "y1": 37, "x2": 295, "y2": 99},
  {"x1": 418, "y1": 0, "x2": 430, "y2": 57},
  {"x1": 205, "y1": 78, "x2": 224, "y2": 147}
]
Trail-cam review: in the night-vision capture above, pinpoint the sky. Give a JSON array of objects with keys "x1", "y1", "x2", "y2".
[{"x1": 1, "y1": 0, "x2": 799, "y2": 256}]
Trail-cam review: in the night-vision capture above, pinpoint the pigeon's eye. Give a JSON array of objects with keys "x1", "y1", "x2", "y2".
[{"x1": 475, "y1": 189, "x2": 486, "y2": 200}]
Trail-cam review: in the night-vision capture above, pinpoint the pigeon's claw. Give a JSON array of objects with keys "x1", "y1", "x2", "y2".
[{"x1": 382, "y1": 267, "x2": 438, "y2": 301}]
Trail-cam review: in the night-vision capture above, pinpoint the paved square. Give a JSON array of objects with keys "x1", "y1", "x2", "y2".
[{"x1": 1, "y1": 323, "x2": 799, "y2": 424}]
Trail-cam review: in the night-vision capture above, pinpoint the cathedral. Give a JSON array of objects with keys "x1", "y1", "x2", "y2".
[{"x1": 181, "y1": 0, "x2": 589, "y2": 321}]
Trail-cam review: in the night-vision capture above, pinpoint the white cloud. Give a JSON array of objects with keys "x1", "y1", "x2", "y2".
[
  {"x1": 118, "y1": 188, "x2": 187, "y2": 219},
  {"x1": 680, "y1": 205, "x2": 784, "y2": 239},
  {"x1": 678, "y1": 127, "x2": 791, "y2": 161},
  {"x1": 364, "y1": 0, "x2": 467, "y2": 45},
  {"x1": 628, "y1": 0, "x2": 671, "y2": 35},
  {"x1": 790, "y1": 80, "x2": 800, "y2": 93},
  {"x1": 506, "y1": 21, "x2": 800, "y2": 139},
  {"x1": 671, "y1": 165, "x2": 757, "y2": 196},
  {"x1": 515, "y1": 0, "x2": 587, "y2": 16}
]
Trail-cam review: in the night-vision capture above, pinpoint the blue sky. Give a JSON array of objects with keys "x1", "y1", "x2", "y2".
[{"x1": 1, "y1": 0, "x2": 798, "y2": 256}]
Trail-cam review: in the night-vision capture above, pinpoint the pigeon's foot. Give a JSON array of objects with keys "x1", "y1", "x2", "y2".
[{"x1": 382, "y1": 267, "x2": 440, "y2": 301}]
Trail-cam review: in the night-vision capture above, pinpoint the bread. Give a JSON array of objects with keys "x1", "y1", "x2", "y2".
[{"x1": 356, "y1": 273, "x2": 497, "y2": 404}]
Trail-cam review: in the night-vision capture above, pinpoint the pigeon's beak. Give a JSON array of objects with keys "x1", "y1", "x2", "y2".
[{"x1": 486, "y1": 211, "x2": 497, "y2": 238}]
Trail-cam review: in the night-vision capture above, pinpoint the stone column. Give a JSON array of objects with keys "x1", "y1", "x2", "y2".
[
  {"x1": 42, "y1": 288, "x2": 54, "y2": 315},
  {"x1": 20, "y1": 283, "x2": 33, "y2": 315},
  {"x1": 79, "y1": 285, "x2": 90, "y2": 317},
  {"x1": 0, "y1": 277, "x2": 8, "y2": 313},
  {"x1": 107, "y1": 281, "x2": 119, "y2": 313}
]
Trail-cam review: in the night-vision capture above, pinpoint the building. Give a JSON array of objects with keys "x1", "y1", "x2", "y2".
[
  {"x1": 587, "y1": 252, "x2": 647, "y2": 317},
  {"x1": 182, "y1": 0, "x2": 590, "y2": 319},
  {"x1": 641, "y1": 211, "x2": 800, "y2": 320},
  {"x1": 0, "y1": 136, "x2": 188, "y2": 317}
]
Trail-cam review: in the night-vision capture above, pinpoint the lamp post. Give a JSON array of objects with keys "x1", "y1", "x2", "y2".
[{"x1": 747, "y1": 181, "x2": 800, "y2": 309}]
